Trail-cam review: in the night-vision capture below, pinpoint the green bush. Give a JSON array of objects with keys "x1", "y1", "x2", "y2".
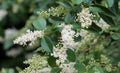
[{"x1": 0, "y1": 0, "x2": 120, "y2": 73}]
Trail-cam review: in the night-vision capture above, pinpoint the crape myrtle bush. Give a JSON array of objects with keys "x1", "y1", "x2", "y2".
[{"x1": 1, "y1": 0, "x2": 120, "y2": 73}]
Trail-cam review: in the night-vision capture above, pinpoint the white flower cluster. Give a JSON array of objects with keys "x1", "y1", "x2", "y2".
[
  {"x1": 51, "y1": 45, "x2": 77, "y2": 73},
  {"x1": 38, "y1": 67, "x2": 51, "y2": 73},
  {"x1": 51, "y1": 46, "x2": 67, "y2": 64},
  {"x1": 77, "y1": 8, "x2": 94, "y2": 28},
  {"x1": 80, "y1": 29, "x2": 92, "y2": 38},
  {"x1": 94, "y1": 18, "x2": 110, "y2": 31},
  {"x1": 14, "y1": 29, "x2": 44, "y2": 46},
  {"x1": 60, "y1": 62, "x2": 77, "y2": 73},
  {"x1": 37, "y1": 6, "x2": 68, "y2": 18},
  {"x1": 0, "y1": 10, "x2": 7, "y2": 21},
  {"x1": 37, "y1": 11, "x2": 50, "y2": 18},
  {"x1": 75, "y1": 29, "x2": 89, "y2": 37},
  {"x1": 76, "y1": 29, "x2": 98, "y2": 48},
  {"x1": 30, "y1": 67, "x2": 51, "y2": 73},
  {"x1": 21, "y1": 54, "x2": 51, "y2": 73},
  {"x1": 48, "y1": 6, "x2": 67, "y2": 17},
  {"x1": 51, "y1": 23, "x2": 77, "y2": 73},
  {"x1": 61, "y1": 23, "x2": 78, "y2": 49},
  {"x1": 51, "y1": 23, "x2": 78, "y2": 65}
]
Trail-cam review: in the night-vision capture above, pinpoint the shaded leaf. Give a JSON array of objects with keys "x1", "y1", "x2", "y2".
[
  {"x1": 48, "y1": 17, "x2": 63, "y2": 24},
  {"x1": 71, "y1": 0, "x2": 84, "y2": 4},
  {"x1": 88, "y1": 22, "x2": 102, "y2": 33},
  {"x1": 64, "y1": 13, "x2": 73, "y2": 23},
  {"x1": 91, "y1": 4, "x2": 116, "y2": 17},
  {"x1": 51, "y1": 67, "x2": 61, "y2": 73},
  {"x1": 33, "y1": 17, "x2": 46, "y2": 30},
  {"x1": 99, "y1": 13, "x2": 115, "y2": 26},
  {"x1": 111, "y1": 33, "x2": 120, "y2": 40},
  {"x1": 4, "y1": 39, "x2": 13, "y2": 50},
  {"x1": 41, "y1": 36, "x2": 53, "y2": 52},
  {"x1": 93, "y1": 66, "x2": 104, "y2": 73},
  {"x1": 90, "y1": 6, "x2": 103, "y2": 13},
  {"x1": 106, "y1": 0, "x2": 114, "y2": 7},
  {"x1": 48, "y1": 56, "x2": 57, "y2": 67},
  {"x1": 75, "y1": 62, "x2": 86, "y2": 73},
  {"x1": 84, "y1": 0, "x2": 93, "y2": 5},
  {"x1": 72, "y1": 23, "x2": 81, "y2": 30},
  {"x1": 67, "y1": 49, "x2": 76, "y2": 62},
  {"x1": 57, "y1": 1, "x2": 71, "y2": 9},
  {"x1": 88, "y1": 66, "x2": 104, "y2": 73}
]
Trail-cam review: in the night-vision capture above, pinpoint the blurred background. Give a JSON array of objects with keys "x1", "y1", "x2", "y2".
[{"x1": 0, "y1": 0, "x2": 55, "y2": 72}]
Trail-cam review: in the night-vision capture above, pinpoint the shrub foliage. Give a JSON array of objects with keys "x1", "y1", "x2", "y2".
[{"x1": 0, "y1": 0, "x2": 120, "y2": 73}]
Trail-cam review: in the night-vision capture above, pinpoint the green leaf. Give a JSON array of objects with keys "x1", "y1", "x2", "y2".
[
  {"x1": 7, "y1": 68, "x2": 15, "y2": 73},
  {"x1": 33, "y1": 17, "x2": 46, "y2": 30},
  {"x1": 88, "y1": 22, "x2": 102, "y2": 33},
  {"x1": 1, "y1": 2, "x2": 9, "y2": 9},
  {"x1": 1, "y1": 68, "x2": 15, "y2": 73},
  {"x1": 106, "y1": 0, "x2": 114, "y2": 7},
  {"x1": 35, "y1": 47, "x2": 46, "y2": 52},
  {"x1": 112, "y1": 0, "x2": 119, "y2": 14},
  {"x1": 51, "y1": 67, "x2": 61, "y2": 73},
  {"x1": 99, "y1": 13, "x2": 115, "y2": 26},
  {"x1": 103, "y1": 38, "x2": 111, "y2": 46},
  {"x1": 110, "y1": 26, "x2": 120, "y2": 31},
  {"x1": 56, "y1": 27, "x2": 63, "y2": 32},
  {"x1": 67, "y1": 49, "x2": 76, "y2": 62},
  {"x1": 71, "y1": 0, "x2": 84, "y2": 4},
  {"x1": 88, "y1": 66, "x2": 104, "y2": 73},
  {"x1": 72, "y1": 23, "x2": 81, "y2": 30},
  {"x1": 48, "y1": 18, "x2": 57, "y2": 24},
  {"x1": 93, "y1": 66, "x2": 104, "y2": 73},
  {"x1": 90, "y1": 7, "x2": 103, "y2": 13},
  {"x1": 74, "y1": 36, "x2": 81, "y2": 42},
  {"x1": 89, "y1": 69, "x2": 94, "y2": 73},
  {"x1": 84, "y1": 0, "x2": 93, "y2": 5},
  {"x1": 37, "y1": 1, "x2": 52, "y2": 10},
  {"x1": 57, "y1": 1, "x2": 71, "y2": 9},
  {"x1": 111, "y1": 33, "x2": 120, "y2": 40},
  {"x1": 4, "y1": 39, "x2": 13, "y2": 50},
  {"x1": 91, "y1": 5, "x2": 116, "y2": 17},
  {"x1": 48, "y1": 17, "x2": 63, "y2": 24},
  {"x1": 64, "y1": 13, "x2": 73, "y2": 23},
  {"x1": 41, "y1": 36, "x2": 53, "y2": 53},
  {"x1": 75, "y1": 62, "x2": 86, "y2": 73},
  {"x1": 48, "y1": 56, "x2": 57, "y2": 67}
]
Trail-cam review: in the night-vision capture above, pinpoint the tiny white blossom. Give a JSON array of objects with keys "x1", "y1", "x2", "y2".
[
  {"x1": 38, "y1": 67, "x2": 51, "y2": 73},
  {"x1": 61, "y1": 24, "x2": 77, "y2": 49},
  {"x1": 76, "y1": 29, "x2": 98, "y2": 48},
  {"x1": 77, "y1": 8, "x2": 94, "y2": 28},
  {"x1": 51, "y1": 46, "x2": 67, "y2": 64},
  {"x1": 94, "y1": 18, "x2": 110, "y2": 31},
  {"x1": 60, "y1": 62, "x2": 77, "y2": 73},
  {"x1": 30, "y1": 67, "x2": 51, "y2": 73},
  {"x1": 14, "y1": 29, "x2": 44, "y2": 46}
]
